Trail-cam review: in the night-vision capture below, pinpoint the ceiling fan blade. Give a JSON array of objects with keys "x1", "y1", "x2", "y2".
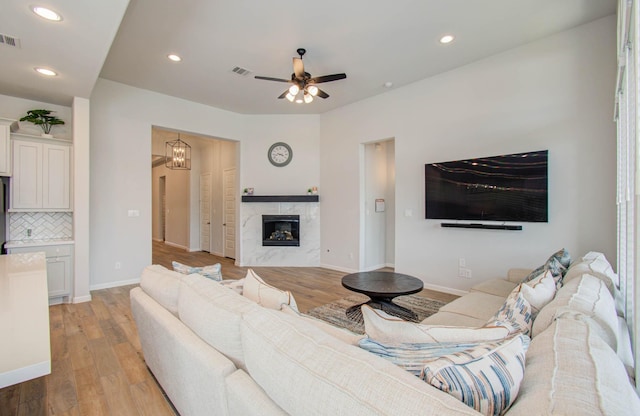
[
  {"x1": 309, "y1": 73, "x2": 347, "y2": 84},
  {"x1": 315, "y1": 88, "x2": 329, "y2": 99},
  {"x1": 255, "y1": 76, "x2": 291, "y2": 83},
  {"x1": 293, "y1": 57, "x2": 305, "y2": 78},
  {"x1": 277, "y1": 90, "x2": 289, "y2": 99}
]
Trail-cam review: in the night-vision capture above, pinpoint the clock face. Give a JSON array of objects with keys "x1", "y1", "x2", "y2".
[{"x1": 268, "y1": 142, "x2": 293, "y2": 167}]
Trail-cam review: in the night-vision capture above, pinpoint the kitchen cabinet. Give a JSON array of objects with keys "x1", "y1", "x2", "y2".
[
  {"x1": 0, "y1": 118, "x2": 18, "y2": 176},
  {"x1": 11, "y1": 135, "x2": 72, "y2": 211},
  {"x1": 7, "y1": 243, "x2": 74, "y2": 304}
]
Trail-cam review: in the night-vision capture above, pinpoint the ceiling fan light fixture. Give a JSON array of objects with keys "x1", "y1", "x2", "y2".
[
  {"x1": 304, "y1": 93, "x2": 313, "y2": 104},
  {"x1": 286, "y1": 93, "x2": 295, "y2": 102},
  {"x1": 289, "y1": 84, "x2": 299, "y2": 95},
  {"x1": 307, "y1": 85, "x2": 318, "y2": 96},
  {"x1": 295, "y1": 98, "x2": 304, "y2": 104}
]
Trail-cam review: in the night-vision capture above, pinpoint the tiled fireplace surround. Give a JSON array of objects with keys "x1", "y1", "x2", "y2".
[{"x1": 241, "y1": 200, "x2": 320, "y2": 267}]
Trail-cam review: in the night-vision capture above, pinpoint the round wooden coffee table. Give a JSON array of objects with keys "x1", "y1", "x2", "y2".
[{"x1": 341, "y1": 271, "x2": 424, "y2": 321}]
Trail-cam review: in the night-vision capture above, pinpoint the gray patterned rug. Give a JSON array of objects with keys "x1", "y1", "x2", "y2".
[{"x1": 306, "y1": 294, "x2": 446, "y2": 334}]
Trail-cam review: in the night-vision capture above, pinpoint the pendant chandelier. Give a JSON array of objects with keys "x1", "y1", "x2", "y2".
[{"x1": 165, "y1": 134, "x2": 191, "y2": 170}]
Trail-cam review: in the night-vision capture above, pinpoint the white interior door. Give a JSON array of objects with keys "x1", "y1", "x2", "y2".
[
  {"x1": 223, "y1": 168, "x2": 236, "y2": 259},
  {"x1": 200, "y1": 173, "x2": 211, "y2": 252},
  {"x1": 160, "y1": 176, "x2": 166, "y2": 241}
]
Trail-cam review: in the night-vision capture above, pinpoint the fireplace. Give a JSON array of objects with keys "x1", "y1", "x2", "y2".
[{"x1": 262, "y1": 215, "x2": 300, "y2": 246}]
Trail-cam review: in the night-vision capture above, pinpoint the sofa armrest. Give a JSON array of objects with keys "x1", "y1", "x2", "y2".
[{"x1": 506, "y1": 268, "x2": 533, "y2": 283}]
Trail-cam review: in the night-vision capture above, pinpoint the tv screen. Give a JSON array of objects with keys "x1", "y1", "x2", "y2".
[{"x1": 425, "y1": 150, "x2": 548, "y2": 222}]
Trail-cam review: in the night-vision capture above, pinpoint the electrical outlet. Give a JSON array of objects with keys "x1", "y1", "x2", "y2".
[
  {"x1": 26, "y1": 228, "x2": 32, "y2": 237},
  {"x1": 458, "y1": 268, "x2": 472, "y2": 278},
  {"x1": 458, "y1": 258, "x2": 466, "y2": 267},
  {"x1": 115, "y1": 262, "x2": 122, "y2": 270}
]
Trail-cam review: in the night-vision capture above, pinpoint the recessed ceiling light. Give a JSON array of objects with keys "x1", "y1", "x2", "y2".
[
  {"x1": 384, "y1": 81, "x2": 393, "y2": 88},
  {"x1": 439, "y1": 35, "x2": 455, "y2": 44},
  {"x1": 34, "y1": 67, "x2": 57, "y2": 77},
  {"x1": 32, "y1": 6, "x2": 62, "y2": 21},
  {"x1": 167, "y1": 54, "x2": 182, "y2": 62}
]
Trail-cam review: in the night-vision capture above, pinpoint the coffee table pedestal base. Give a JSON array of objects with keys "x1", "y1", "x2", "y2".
[{"x1": 345, "y1": 298, "x2": 419, "y2": 322}]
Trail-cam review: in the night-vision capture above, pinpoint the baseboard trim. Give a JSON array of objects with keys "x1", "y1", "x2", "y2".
[
  {"x1": 72, "y1": 295, "x2": 92, "y2": 304},
  {"x1": 422, "y1": 282, "x2": 469, "y2": 297},
  {"x1": 319, "y1": 263, "x2": 359, "y2": 274},
  {"x1": 90, "y1": 278, "x2": 140, "y2": 291},
  {"x1": 163, "y1": 241, "x2": 189, "y2": 251}
]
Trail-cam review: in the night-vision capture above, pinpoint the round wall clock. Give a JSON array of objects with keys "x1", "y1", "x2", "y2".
[{"x1": 268, "y1": 142, "x2": 293, "y2": 167}]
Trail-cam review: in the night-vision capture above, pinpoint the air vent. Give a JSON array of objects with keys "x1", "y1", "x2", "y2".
[
  {"x1": 0, "y1": 33, "x2": 21, "y2": 48},
  {"x1": 231, "y1": 66, "x2": 252, "y2": 76}
]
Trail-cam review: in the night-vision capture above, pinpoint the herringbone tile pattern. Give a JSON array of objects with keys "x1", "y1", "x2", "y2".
[{"x1": 9, "y1": 212, "x2": 73, "y2": 240}]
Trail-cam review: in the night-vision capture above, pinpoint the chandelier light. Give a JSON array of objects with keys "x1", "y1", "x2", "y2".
[{"x1": 165, "y1": 134, "x2": 191, "y2": 170}]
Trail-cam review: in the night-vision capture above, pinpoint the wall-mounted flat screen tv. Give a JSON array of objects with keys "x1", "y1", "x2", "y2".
[{"x1": 425, "y1": 150, "x2": 548, "y2": 222}]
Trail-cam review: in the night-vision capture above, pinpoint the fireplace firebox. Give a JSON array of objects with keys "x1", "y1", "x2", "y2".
[{"x1": 262, "y1": 215, "x2": 300, "y2": 246}]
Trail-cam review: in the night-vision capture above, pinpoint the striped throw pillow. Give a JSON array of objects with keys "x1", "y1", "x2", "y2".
[
  {"x1": 358, "y1": 338, "x2": 486, "y2": 376},
  {"x1": 485, "y1": 287, "x2": 532, "y2": 336},
  {"x1": 422, "y1": 334, "x2": 530, "y2": 416}
]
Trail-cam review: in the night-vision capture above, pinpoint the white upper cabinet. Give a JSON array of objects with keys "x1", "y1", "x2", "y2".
[{"x1": 11, "y1": 135, "x2": 72, "y2": 211}]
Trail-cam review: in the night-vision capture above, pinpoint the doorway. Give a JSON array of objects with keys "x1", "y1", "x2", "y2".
[{"x1": 362, "y1": 139, "x2": 395, "y2": 271}]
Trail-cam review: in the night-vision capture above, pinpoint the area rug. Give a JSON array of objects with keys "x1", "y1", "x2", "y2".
[{"x1": 306, "y1": 294, "x2": 447, "y2": 334}]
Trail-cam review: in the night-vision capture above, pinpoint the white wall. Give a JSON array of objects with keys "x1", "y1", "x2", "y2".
[
  {"x1": 89, "y1": 79, "x2": 319, "y2": 288},
  {"x1": 320, "y1": 16, "x2": 617, "y2": 293}
]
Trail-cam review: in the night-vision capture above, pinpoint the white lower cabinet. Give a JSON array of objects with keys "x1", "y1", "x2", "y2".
[{"x1": 7, "y1": 244, "x2": 73, "y2": 304}]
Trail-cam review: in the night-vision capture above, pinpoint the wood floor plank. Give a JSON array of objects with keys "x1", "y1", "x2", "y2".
[
  {"x1": 113, "y1": 343, "x2": 149, "y2": 386},
  {"x1": 74, "y1": 366, "x2": 109, "y2": 416},
  {"x1": 100, "y1": 371, "x2": 140, "y2": 416},
  {"x1": 88, "y1": 338, "x2": 122, "y2": 378},
  {"x1": 46, "y1": 358, "x2": 78, "y2": 414},
  {"x1": 129, "y1": 379, "x2": 175, "y2": 416}
]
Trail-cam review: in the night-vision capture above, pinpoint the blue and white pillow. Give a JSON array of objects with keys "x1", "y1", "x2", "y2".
[
  {"x1": 421, "y1": 334, "x2": 530, "y2": 416},
  {"x1": 358, "y1": 338, "x2": 485, "y2": 376},
  {"x1": 485, "y1": 287, "x2": 532, "y2": 336},
  {"x1": 172, "y1": 261, "x2": 222, "y2": 281}
]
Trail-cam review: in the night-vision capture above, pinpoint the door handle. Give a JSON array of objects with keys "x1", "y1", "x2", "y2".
[{"x1": 223, "y1": 223, "x2": 226, "y2": 226}]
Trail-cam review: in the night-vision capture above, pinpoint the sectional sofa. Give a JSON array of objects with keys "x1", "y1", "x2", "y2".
[{"x1": 130, "y1": 251, "x2": 640, "y2": 415}]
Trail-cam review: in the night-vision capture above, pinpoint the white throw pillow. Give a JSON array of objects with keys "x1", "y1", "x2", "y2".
[
  {"x1": 242, "y1": 269, "x2": 298, "y2": 311},
  {"x1": 520, "y1": 270, "x2": 556, "y2": 318},
  {"x1": 361, "y1": 305, "x2": 509, "y2": 344},
  {"x1": 171, "y1": 260, "x2": 223, "y2": 281}
]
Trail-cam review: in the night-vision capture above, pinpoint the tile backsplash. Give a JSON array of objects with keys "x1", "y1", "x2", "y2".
[{"x1": 9, "y1": 212, "x2": 73, "y2": 240}]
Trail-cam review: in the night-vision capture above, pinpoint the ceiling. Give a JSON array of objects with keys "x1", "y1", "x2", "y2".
[{"x1": 1, "y1": 0, "x2": 617, "y2": 115}]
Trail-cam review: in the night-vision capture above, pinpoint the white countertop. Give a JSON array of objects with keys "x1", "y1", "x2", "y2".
[
  {"x1": 0, "y1": 252, "x2": 51, "y2": 388},
  {"x1": 5, "y1": 238, "x2": 75, "y2": 249}
]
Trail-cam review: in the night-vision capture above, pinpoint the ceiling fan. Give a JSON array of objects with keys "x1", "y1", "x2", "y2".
[{"x1": 254, "y1": 48, "x2": 347, "y2": 103}]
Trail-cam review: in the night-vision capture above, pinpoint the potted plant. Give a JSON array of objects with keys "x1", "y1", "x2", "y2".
[{"x1": 19, "y1": 109, "x2": 65, "y2": 137}]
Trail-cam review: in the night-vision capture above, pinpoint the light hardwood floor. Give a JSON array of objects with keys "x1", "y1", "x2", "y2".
[{"x1": 0, "y1": 241, "x2": 458, "y2": 415}]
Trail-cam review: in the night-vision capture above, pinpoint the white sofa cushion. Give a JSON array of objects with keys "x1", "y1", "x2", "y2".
[
  {"x1": 361, "y1": 305, "x2": 509, "y2": 344},
  {"x1": 421, "y1": 311, "x2": 488, "y2": 327},
  {"x1": 508, "y1": 318, "x2": 640, "y2": 416},
  {"x1": 243, "y1": 269, "x2": 298, "y2": 311},
  {"x1": 422, "y1": 334, "x2": 529, "y2": 416},
  {"x1": 469, "y1": 278, "x2": 518, "y2": 298},
  {"x1": 563, "y1": 251, "x2": 619, "y2": 294},
  {"x1": 139, "y1": 264, "x2": 185, "y2": 316},
  {"x1": 225, "y1": 370, "x2": 288, "y2": 416},
  {"x1": 438, "y1": 292, "x2": 507, "y2": 321},
  {"x1": 532, "y1": 274, "x2": 619, "y2": 349},
  {"x1": 240, "y1": 305, "x2": 481, "y2": 416},
  {"x1": 178, "y1": 274, "x2": 261, "y2": 369}
]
